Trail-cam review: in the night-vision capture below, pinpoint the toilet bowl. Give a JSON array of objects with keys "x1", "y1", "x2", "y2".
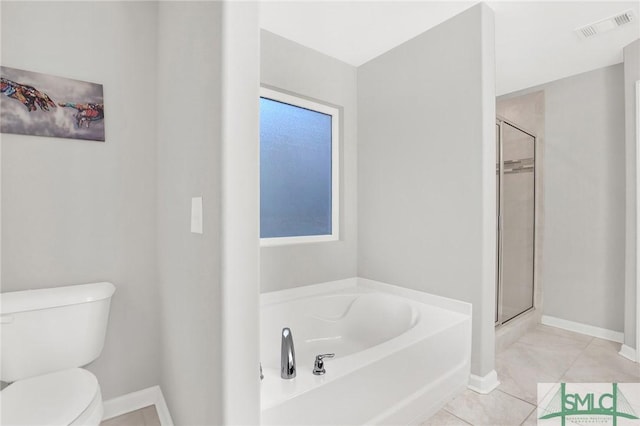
[
  {"x1": 1, "y1": 369, "x2": 103, "y2": 426},
  {"x1": 0, "y1": 282, "x2": 115, "y2": 426}
]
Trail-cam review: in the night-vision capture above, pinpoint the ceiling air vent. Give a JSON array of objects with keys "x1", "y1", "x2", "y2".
[
  {"x1": 575, "y1": 10, "x2": 635, "y2": 39},
  {"x1": 614, "y1": 11, "x2": 634, "y2": 26}
]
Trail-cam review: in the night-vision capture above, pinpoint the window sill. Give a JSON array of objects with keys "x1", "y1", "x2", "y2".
[{"x1": 260, "y1": 234, "x2": 339, "y2": 247}]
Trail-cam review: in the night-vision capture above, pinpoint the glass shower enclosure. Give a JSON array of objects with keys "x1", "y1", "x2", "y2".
[{"x1": 495, "y1": 118, "x2": 536, "y2": 325}]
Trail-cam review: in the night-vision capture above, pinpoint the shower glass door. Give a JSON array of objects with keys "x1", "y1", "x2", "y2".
[{"x1": 496, "y1": 119, "x2": 535, "y2": 325}]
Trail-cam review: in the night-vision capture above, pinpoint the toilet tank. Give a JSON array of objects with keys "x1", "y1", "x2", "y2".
[{"x1": 0, "y1": 282, "x2": 115, "y2": 382}]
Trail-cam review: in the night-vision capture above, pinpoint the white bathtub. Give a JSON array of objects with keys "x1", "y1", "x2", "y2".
[{"x1": 260, "y1": 278, "x2": 472, "y2": 425}]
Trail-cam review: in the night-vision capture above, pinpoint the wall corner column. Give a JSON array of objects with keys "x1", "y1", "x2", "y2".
[
  {"x1": 477, "y1": 2, "x2": 498, "y2": 380},
  {"x1": 623, "y1": 39, "x2": 640, "y2": 353},
  {"x1": 220, "y1": 1, "x2": 261, "y2": 424}
]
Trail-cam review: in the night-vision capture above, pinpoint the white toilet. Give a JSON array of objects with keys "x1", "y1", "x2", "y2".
[{"x1": 0, "y1": 282, "x2": 116, "y2": 426}]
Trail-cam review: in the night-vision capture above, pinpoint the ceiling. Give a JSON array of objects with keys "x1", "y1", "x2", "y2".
[{"x1": 259, "y1": 1, "x2": 640, "y2": 95}]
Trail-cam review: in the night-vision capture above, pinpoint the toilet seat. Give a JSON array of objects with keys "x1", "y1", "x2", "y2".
[{"x1": 1, "y1": 368, "x2": 102, "y2": 426}]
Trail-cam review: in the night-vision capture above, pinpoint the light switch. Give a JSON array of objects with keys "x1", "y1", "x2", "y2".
[{"x1": 191, "y1": 197, "x2": 203, "y2": 234}]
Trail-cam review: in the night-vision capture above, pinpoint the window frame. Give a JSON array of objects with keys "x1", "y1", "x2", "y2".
[{"x1": 259, "y1": 86, "x2": 340, "y2": 246}]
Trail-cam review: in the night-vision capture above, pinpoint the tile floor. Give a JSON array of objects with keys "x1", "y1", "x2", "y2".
[
  {"x1": 421, "y1": 324, "x2": 640, "y2": 426},
  {"x1": 101, "y1": 325, "x2": 639, "y2": 426},
  {"x1": 100, "y1": 405, "x2": 160, "y2": 426}
]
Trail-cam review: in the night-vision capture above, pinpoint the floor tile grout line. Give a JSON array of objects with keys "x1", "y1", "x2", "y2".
[
  {"x1": 518, "y1": 404, "x2": 537, "y2": 426},
  {"x1": 442, "y1": 407, "x2": 474, "y2": 425},
  {"x1": 513, "y1": 339, "x2": 592, "y2": 351},
  {"x1": 443, "y1": 389, "x2": 537, "y2": 426},
  {"x1": 527, "y1": 324, "x2": 593, "y2": 338},
  {"x1": 513, "y1": 328, "x2": 594, "y2": 384},
  {"x1": 508, "y1": 328, "x2": 594, "y2": 350},
  {"x1": 494, "y1": 387, "x2": 537, "y2": 407},
  {"x1": 495, "y1": 347, "x2": 586, "y2": 404},
  {"x1": 556, "y1": 336, "x2": 594, "y2": 382},
  {"x1": 496, "y1": 324, "x2": 594, "y2": 415}
]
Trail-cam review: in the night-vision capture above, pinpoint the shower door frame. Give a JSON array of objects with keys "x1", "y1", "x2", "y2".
[
  {"x1": 495, "y1": 116, "x2": 537, "y2": 327},
  {"x1": 635, "y1": 80, "x2": 640, "y2": 361}
]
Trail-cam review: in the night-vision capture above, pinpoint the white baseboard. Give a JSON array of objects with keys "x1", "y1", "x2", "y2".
[
  {"x1": 468, "y1": 370, "x2": 500, "y2": 394},
  {"x1": 154, "y1": 387, "x2": 174, "y2": 426},
  {"x1": 103, "y1": 385, "x2": 174, "y2": 426},
  {"x1": 619, "y1": 344, "x2": 639, "y2": 363},
  {"x1": 541, "y1": 315, "x2": 624, "y2": 343}
]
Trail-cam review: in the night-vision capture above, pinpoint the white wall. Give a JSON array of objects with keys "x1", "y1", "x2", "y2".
[
  {"x1": 156, "y1": 2, "x2": 260, "y2": 424},
  {"x1": 1, "y1": 1, "x2": 160, "y2": 399},
  {"x1": 260, "y1": 30, "x2": 358, "y2": 292},
  {"x1": 357, "y1": 4, "x2": 497, "y2": 377},
  {"x1": 156, "y1": 3, "x2": 223, "y2": 424},
  {"x1": 624, "y1": 39, "x2": 640, "y2": 350},
  {"x1": 499, "y1": 64, "x2": 626, "y2": 333}
]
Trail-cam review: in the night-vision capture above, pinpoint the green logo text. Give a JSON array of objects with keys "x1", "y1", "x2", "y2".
[{"x1": 539, "y1": 383, "x2": 639, "y2": 425}]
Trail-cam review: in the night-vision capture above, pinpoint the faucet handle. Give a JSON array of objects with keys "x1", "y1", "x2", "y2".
[{"x1": 313, "y1": 353, "x2": 335, "y2": 375}]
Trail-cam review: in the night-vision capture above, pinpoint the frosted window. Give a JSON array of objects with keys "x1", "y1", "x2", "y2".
[{"x1": 260, "y1": 96, "x2": 333, "y2": 239}]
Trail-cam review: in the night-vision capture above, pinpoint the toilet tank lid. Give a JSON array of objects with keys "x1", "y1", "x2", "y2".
[{"x1": 1, "y1": 282, "x2": 115, "y2": 314}]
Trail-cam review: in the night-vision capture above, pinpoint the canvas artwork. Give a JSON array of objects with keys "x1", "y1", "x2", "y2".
[{"x1": 0, "y1": 66, "x2": 105, "y2": 141}]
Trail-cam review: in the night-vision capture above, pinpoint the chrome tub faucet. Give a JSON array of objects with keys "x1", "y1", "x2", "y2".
[{"x1": 281, "y1": 327, "x2": 296, "y2": 379}]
